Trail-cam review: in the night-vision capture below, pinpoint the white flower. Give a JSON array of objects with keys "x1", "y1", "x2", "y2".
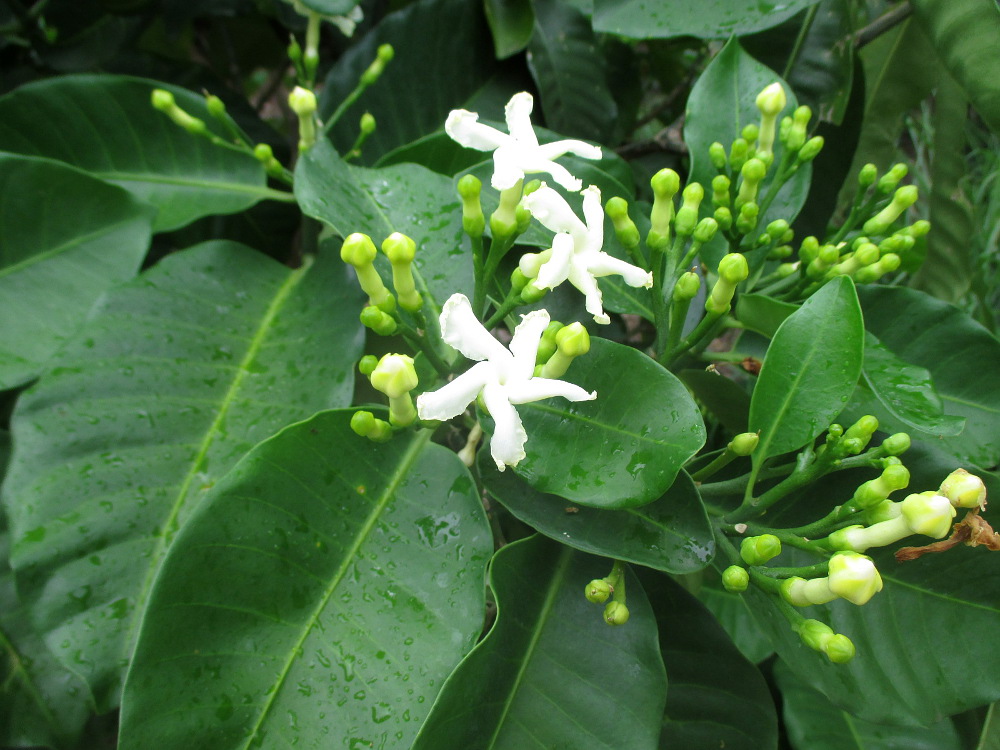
[
  {"x1": 521, "y1": 184, "x2": 653, "y2": 324},
  {"x1": 416, "y1": 294, "x2": 596, "y2": 470},
  {"x1": 445, "y1": 92, "x2": 602, "y2": 192}
]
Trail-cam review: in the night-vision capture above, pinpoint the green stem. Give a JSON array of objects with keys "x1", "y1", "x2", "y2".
[
  {"x1": 470, "y1": 234, "x2": 486, "y2": 313},
  {"x1": 690, "y1": 448, "x2": 737, "y2": 482},
  {"x1": 483, "y1": 289, "x2": 522, "y2": 330},
  {"x1": 661, "y1": 309, "x2": 724, "y2": 366},
  {"x1": 395, "y1": 318, "x2": 449, "y2": 377},
  {"x1": 782, "y1": 4, "x2": 820, "y2": 80},
  {"x1": 697, "y1": 461, "x2": 797, "y2": 497},
  {"x1": 727, "y1": 446, "x2": 834, "y2": 523}
]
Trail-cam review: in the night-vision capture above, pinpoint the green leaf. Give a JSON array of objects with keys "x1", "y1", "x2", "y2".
[
  {"x1": 319, "y1": 0, "x2": 500, "y2": 164},
  {"x1": 411, "y1": 536, "x2": 667, "y2": 750},
  {"x1": 910, "y1": 71, "x2": 976, "y2": 301},
  {"x1": 684, "y1": 39, "x2": 812, "y2": 268},
  {"x1": 858, "y1": 285, "x2": 1000, "y2": 466},
  {"x1": 0, "y1": 75, "x2": 276, "y2": 232},
  {"x1": 911, "y1": 0, "x2": 1000, "y2": 133},
  {"x1": 2, "y1": 242, "x2": 364, "y2": 710},
  {"x1": 860, "y1": 331, "x2": 966, "y2": 437},
  {"x1": 678, "y1": 369, "x2": 751, "y2": 435},
  {"x1": 298, "y1": 0, "x2": 359, "y2": 14},
  {"x1": 775, "y1": 661, "x2": 963, "y2": 749},
  {"x1": 484, "y1": 0, "x2": 534, "y2": 58},
  {"x1": 0, "y1": 153, "x2": 153, "y2": 390},
  {"x1": 980, "y1": 704, "x2": 1000, "y2": 750},
  {"x1": 698, "y1": 585, "x2": 775, "y2": 664},
  {"x1": 295, "y1": 139, "x2": 473, "y2": 316},
  {"x1": 119, "y1": 410, "x2": 491, "y2": 749},
  {"x1": 506, "y1": 338, "x2": 705, "y2": 509},
  {"x1": 749, "y1": 276, "x2": 864, "y2": 460},
  {"x1": 745, "y1": 544, "x2": 1000, "y2": 725},
  {"x1": 638, "y1": 571, "x2": 778, "y2": 750},
  {"x1": 527, "y1": 0, "x2": 618, "y2": 143},
  {"x1": 0, "y1": 529, "x2": 92, "y2": 749},
  {"x1": 482, "y1": 462, "x2": 714, "y2": 573},
  {"x1": 592, "y1": 0, "x2": 822, "y2": 39},
  {"x1": 736, "y1": 293, "x2": 799, "y2": 338}
]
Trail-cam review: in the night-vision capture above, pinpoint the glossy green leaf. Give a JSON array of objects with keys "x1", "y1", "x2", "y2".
[
  {"x1": 912, "y1": 0, "x2": 1000, "y2": 133},
  {"x1": 698, "y1": 585, "x2": 775, "y2": 664},
  {"x1": 119, "y1": 410, "x2": 491, "y2": 749},
  {"x1": 482, "y1": 462, "x2": 714, "y2": 573},
  {"x1": 527, "y1": 0, "x2": 617, "y2": 143},
  {"x1": 858, "y1": 285, "x2": 1000, "y2": 466},
  {"x1": 592, "y1": 0, "x2": 822, "y2": 39},
  {"x1": 295, "y1": 139, "x2": 473, "y2": 316},
  {"x1": 775, "y1": 661, "x2": 962, "y2": 749},
  {"x1": 2, "y1": 242, "x2": 364, "y2": 710},
  {"x1": 910, "y1": 71, "x2": 976, "y2": 301},
  {"x1": 684, "y1": 39, "x2": 811, "y2": 268},
  {"x1": 679, "y1": 369, "x2": 751, "y2": 435},
  {"x1": 506, "y1": 338, "x2": 705, "y2": 509},
  {"x1": 412, "y1": 535, "x2": 667, "y2": 750},
  {"x1": 298, "y1": 0, "x2": 359, "y2": 14},
  {"x1": 0, "y1": 153, "x2": 153, "y2": 390},
  {"x1": 749, "y1": 276, "x2": 864, "y2": 460},
  {"x1": 319, "y1": 0, "x2": 499, "y2": 164},
  {"x1": 980, "y1": 704, "x2": 1000, "y2": 750},
  {"x1": 639, "y1": 571, "x2": 778, "y2": 750},
  {"x1": 860, "y1": 331, "x2": 966, "y2": 437},
  {"x1": 484, "y1": 0, "x2": 534, "y2": 58},
  {"x1": 744, "y1": 543, "x2": 1000, "y2": 725},
  {"x1": 0, "y1": 75, "x2": 276, "y2": 232},
  {"x1": 736, "y1": 293, "x2": 799, "y2": 338},
  {"x1": 0, "y1": 529, "x2": 92, "y2": 749}
]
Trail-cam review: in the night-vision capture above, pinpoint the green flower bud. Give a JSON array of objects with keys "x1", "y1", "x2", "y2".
[
  {"x1": 853, "y1": 253, "x2": 900, "y2": 283},
  {"x1": 287, "y1": 35, "x2": 302, "y2": 64},
  {"x1": 901, "y1": 491, "x2": 956, "y2": 538},
  {"x1": 673, "y1": 272, "x2": 701, "y2": 302},
  {"x1": 882, "y1": 432, "x2": 910, "y2": 456},
  {"x1": 742, "y1": 123, "x2": 760, "y2": 145},
  {"x1": 863, "y1": 185, "x2": 919, "y2": 235},
  {"x1": 693, "y1": 217, "x2": 719, "y2": 244},
  {"x1": 674, "y1": 182, "x2": 704, "y2": 238},
  {"x1": 510, "y1": 267, "x2": 530, "y2": 293},
  {"x1": 604, "y1": 600, "x2": 630, "y2": 626},
  {"x1": 878, "y1": 234, "x2": 914, "y2": 255},
  {"x1": 711, "y1": 174, "x2": 731, "y2": 207},
  {"x1": 798, "y1": 236, "x2": 820, "y2": 264},
  {"x1": 491, "y1": 183, "x2": 524, "y2": 243},
  {"x1": 360, "y1": 306, "x2": 398, "y2": 336},
  {"x1": 823, "y1": 634, "x2": 856, "y2": 664},
  {"x1": 358, "y1": 354, "x2": 379, "y2": 376},
  {"x1": 585, "y1": 579, "x2": 612, "y2": 603},
  {"x1": 520, "y1": 281, "x2": 548, "y2": 304},
  {"x1": 457, "y1": 174, "x2": 485, "y2": 238},
  {"x1": 939, "y1": 468, "x2": 988, "y2": 509},
  {"x1": 707, "y1": 253, "x2": 749, "y2": 314},
  {"x1": 606, "y1": 197, "x2": 640, "y2": 250},
  {"x1": 735, "y1": 202, "x2": 759, "y2": 235},
  {"x1": 722, "y1": 565, "x2": 750, "y2": 593},
  {"x1": 781, "y1": 575, "x2": 835, "y2": 606},
  {"x1": 729, "y1": 432, "x2": 759, "y2": 456},
  {"x1": 648, "y1": 169, "x2": 681, "y2": 249},
  {"x1": 709, "y1": 142, "x2": 728, "y2": 170},
  {"x1": 756, "y1": 82, "x2": 786, "y2": 159},
  {"x1": 766, "y1": 220, "x2": 790, "y2": 241},
  {"x1": 735, "y1": 158, "x2": 767, "y2": 209},
  {"x1": 361, "y1": 43, "x2": 395, "y2": 85},
  {"x1": 797, "y1": 618, "x2": 834, "y2": 651},
  {"x1": 864, "y1": 499, "x2": 902, "y2": 526},
  {"x1": 382, "y1": 232, "x2": 423, "y2": 312},
  {"x1": 341, "y1": 233, "x2": 395, "y2": 310},
  {"x1": 288, "y1": 86, "x2": 318, "y2": 151},
  {"x1": 768, "y1": 245, "x2": 793, "y2": 261},
  {"x1": 360, "y1": 112, "x2": 376, "y2": 135},
  {"x1": 853, "y1": 463, "x2": 910, "y2": 508},
  {"x1": 827, "y1": 423, "x2": 844, "y2": 440},
  {"x1": 776, "y1": 262, "x2": 797, "y2": 277},
  {"x1": 899, "y1": 219, "x2": 930, "y2": 238},
  {"x1": 844, "y1": 415, "x2": 878, "y2": 445},
  {"x1": 370, "y1": 353, "x2": 419, "y2": 427},
  {"x1": 797, "y1": 135, "x2": 824, "y2": 163},
  {"x1": 729, "y1": 138, "x2": 749, "y2": 173},
  {"x1": 858, "y1": 163, "x2": 878, "y2": 188},
  {"x1": 541, "y1": 322, "x2": 590, "y2": 378},
  {"x1": 254, "y1": 143, "x2": 274, "y2": 163},
  {"x1": 827, "y1": 552, "x2": 883, "y2": 605},
  {"x1": 719, "y1": 254, "x2": 750, "y2": 284},
  {"x1": 351, "y1": 410, "x2": 393, "y2": 442},
  {"x1": 535, "y1": 320, "x2": 564, "y2": 365},
  {"x1": 714, "y1": 206, "x2": 733, "y2": 231},
  {"x1": 877, "y1": 163, "x2": 908, "y2": 194},
  {"x1": 151, "y1": 88, "x2": 207, "y2": 135},
  {"x1": 837, "y1": 437, "x2": 865, "y2": 457},
  {"x1": 784, "y1": 105, "x2": 812, "y2": 152},
  {"x1": 205, "y1": 94, "x2": 226, "y2": 120},
  {"x1": 740, "y1": 533, "x2": 782, "y2": 565},
  {"x1": 151, "y1": 88, "x2": 175, "y2": 111}
]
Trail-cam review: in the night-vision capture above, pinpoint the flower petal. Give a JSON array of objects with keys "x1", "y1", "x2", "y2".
[
  {"x1": 482, "y1": 382, "x2": 528, "y2": 471},
  {"x1": 535, "y1": 232, "x2": 575, "y2": 290},
  {"x1": 568, "y1": 263, "x2": 610, "y2": 324},
  {"x1": 491, "y1": 146, "x2": 526, "y2": 191},
  {"x1": 445, "y1": 110, "x2": 510, "y2": 151},
  {"x1": 504, "y1": 92, "x2": 538, "y2": 146},
  {"x1": 585, "y1": 251, "x2": 654, "y2": 288},
  {"x1": 439, "y1": 293, "x2": 511, "y2": 363},
  {"x1": 537, "y1": 138, "x2": 603, "y2": 162},
  {"x1": 580, "y1": 185, "x2": 606, "y2": 253},
  {"x1": 416, "y1": 362, "x2": 495, "y2": 421},
  {"x1": 508, "y1": 309, "x2": 550, "y2": 381},
  {"x1": 506, "y1": 377, "x2": 597, "y2": 405},
  {"x1": 522, "y1": 185, "x2": 586, "y2": 235}
]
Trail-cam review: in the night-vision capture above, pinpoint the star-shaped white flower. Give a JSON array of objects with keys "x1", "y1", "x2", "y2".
[
  {"x1": 445, "y1": 92, "x2": 602, "y2": 192},
  {"x1": 521, "y1": 184, "x2": 653, "y2": 324},
  {"x1": 416, "y1": 294, "x2": 596, "y2": 470}
]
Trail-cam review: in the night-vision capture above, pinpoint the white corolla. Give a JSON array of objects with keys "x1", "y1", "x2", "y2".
[
  {"x1": 445, "y1": 92, "x2": 602, "y2": 192},
  {"x1": 521, "y1": 184, "x2": 653, "y2": 324},
  {"x1": 416, "y1": 294, "x2": 596, "y2": 470}
]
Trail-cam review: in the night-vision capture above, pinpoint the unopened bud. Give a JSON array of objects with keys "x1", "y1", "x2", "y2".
[
  {"x1": 693, "y1": 217, "x2": 719, "y2": 244},
  {"x1": 882, "y1": 432, "x2": 910, "y2": 456},
  {"x1": 730, "y1": 432, "x2": 759, "y2": 456},
  {"x1": 674, "y1": 272, "x2": 701, "y2": 302},
  {"x1": 900, "y1": 492, "x2": 956, "y2": 538},
  {"x1": 606, "y1": 197, "x2": 640, "y2": 249},
  {"x1": 205, "y1": 94, "x2": 226, "y2": 120},
  {"x1": 729, "y1": 138, "x2": 748, "y2": 172},
  {"x1": 828, "y1": 552, "x2": 883, "y2": 605},
  {"x1": 383, "y1": 232, "x2": 422, "y2": 312},
  {"x1": 877, "y1": 163, "x2": 908, "y2": 194},
  {"x1": 360, "y1": 112, "x2": 376, "y2": 135},
  {"x1": 736, "y1": 158, "x2": 766, "y2": 209},
  {"x1": 541, "y1": 322, "x2": 590, "y2": 378},
  {"x1": 358, "y1": 354, "x2": 379, "y2": 376},
  {"x1": 858, "y1": 163, "x2": 878, "y2": 188},
  {"x1": 648, "y1": 168, "x2": 680, "y2": 248},
  {"x1": 709, "y1": 142, "x2": 727, "y2": 170},
  {"x1": 360, "y1": 306, "x2": 397, "y2": 336},
  {"x1": 722, "y1": 565, "x2": 749, "y2": 593},
  {"x1": 939, "y1": 468, "x2": 987, "y2": 509},
  {"x1": 585, "y1": 579, "x2": 612, "y2": 603},
  {"x1": 711, "y1": 174, "x2": 731, "y2": 207},
  {"x1": 535, "y1": 320, "x2": 564, "y2": 365},
  {"x1": 714, "y1": 206, "x2": 733, "y2": 231},
  {"x1": 740, "y1": 534, "x2": 782, "y2": 565},
  {"x1": 797, "y1": 136, "x2": 824, "y2": 163},
  {"x1": 603, "y1": 600, "x2": 630, "y2": 626},
  {"x1": 863, "y1": 185, "x2": 919, "y2": 235},
  {"x1": 350, "y1": 410, "x2": 392, "y2": 442},
  {"x1": 735, "y1": 202, "x2": 759, "y2": 235},
  {"x1": 674, "y1": 182, "x2": 704, "y2": 237},
  {"x1": 361, "y1": 43, "x2": 394, "y2": 85}
]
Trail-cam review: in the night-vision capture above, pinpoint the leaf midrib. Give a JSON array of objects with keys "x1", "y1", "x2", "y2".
[
  {"x1": 240, "y1": 429, "x2": 432, "y2": 748},
  {"x1": 102, "y1": 171, "x2": 292, "y2": 201}
]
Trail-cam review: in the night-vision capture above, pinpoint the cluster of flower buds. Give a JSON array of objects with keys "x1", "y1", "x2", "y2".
[
  {"x1": 782, "y1": 551, "x2": 883, "y2": 607},
  {"x1": 794, "y1": 619, "x2": 856, "y2": 663},
  {"x1": 584, "y1": 561, "x2": 630, "y2": 626},
  {"x1": 341, "y1": 231, "x2": 425, "y2": 329},
  {"x1": 351, "y1": 353, "x2": 421, "y2": 441}
]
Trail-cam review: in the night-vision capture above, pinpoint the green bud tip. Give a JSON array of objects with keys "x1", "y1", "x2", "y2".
[
  {"x1": 940, "y1": 468, "x2": 988, "y2": 509},
  {"x1": 457, "y1": 174, "x2": 482, "y2": 200},
  {"x1": 603, "y1": 601, "x2": 630, "y2": 626},
  {"x1": 605, "y1": 196, "x2": 629, "y2": 221},
  {"x1": 828, "y1": 552, "x2": 883, "y2": 605},
  {"x1": 722, "y1": 565, "x2": 749, "y2": 593},
  {"x1": 858, "y1": 163, "x2": 877, "y2": 187},
  {"x1": 693, "y1": 217, "x2": 719, "y2": 244},
  {"x1": 151, "y1": 89, "x2": 175, "y2": 111},
  {"x1": 793, "y1": 105, "x2": 811, "y2": 126},
  {"x1": 798, "y1": 136, "x2": 824, "y2": 162},
  {"x1": 377, "y1": 43, "x2": 395, "y2": 63},
  {"x1": 729, "y1": 432, "x2": 759, "y2": 456},
  {"x1": 523, "y1": 179, "x2": 542, "y2": 196},
  {"x1": 585, "y1": 579, "x2": 612, "y2": 604},
  {"x1": 756, "y1": 82, "x2": 787, "y2": 116},
  {"x1": 901, "y1": 492, "x2": 956, "y2": 538},
  {"x1": 253, "y1": 143, "x2": 274, "y2": 162},
  {"x1": 359, "y1": 306, "x2": 397, "y2": 336},
  {"x1": 520, "y1": 282, "x2": 547, "y2": 304},
  {"x1": 555, "y1": 322, "x2": 590, "y2": 357},
  {"x1": 382, "y1": 232, "x2": 416, "y2": 265},
  {"x1": 718, "y1": 253, "x2": 749, "y2": 284},
  {"x1": 712, "y1": 174, "x2": 731, "y2": 193},
  {"x1": 740, "y1": 534, "x2": 782, "y2": 565},
  {"x1": 882, "y1": 432, "x2": 910, "y2": 456},
  {"x1": 714, "y1": 207, "x2": 733, "y2": 229},
  {"x1": 741, "y1": 158, "x2": 767, "y2": 183},
  {"x1": 674, "y1": 272, "x2": 701, "y2": 301},
  {"x1": 845, "y1": 415, "x2": 879, "y2": 441},
  {"x1": 205, "y1": 94, "x2": 226, "y2": 118},
  {"x1": 360, "y1": 112, "x2": 376, "y2": 135},
  {"x1": 358, "y1": 355, "x2": 379, "y2": 376},
  {"x1": 766, "y1": 220, "x2": 789, "y2": 239},
  {"x1": 823, "y1": 634, "x2": 856, "y2": 664},
  {"x1": 651, "y1": 168, "x2": 681, "y2": 198},
  {"x1": 370, "y1": 353, "x2": 418, "y2": 398},
  {"x1": 682, "y1": 182, "x2": 705, "y2": 205},
  {"x1": 741, "y1": 123, "x2": 759, "y2": 143},
  {"x1": 288, "y1": 86, "x2": 317, "y2": 117},
  {"x1": 350, "y1": 410, "x2": 377, "y2": 436},
  {"x1": 341, "y1": 233, "x2": 378, "y2": 266},
  {"x1": 709, "y1": 142, "x2": 727, "y2": 170}
]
